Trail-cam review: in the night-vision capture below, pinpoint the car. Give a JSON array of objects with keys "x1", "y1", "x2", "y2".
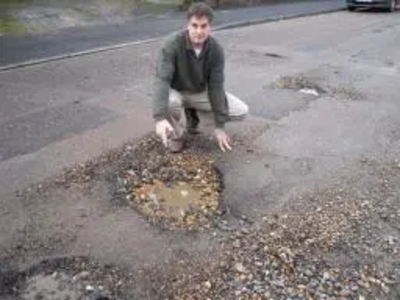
[{"x1": 347, "y1": 0, "x2": 398, "y2": 12}]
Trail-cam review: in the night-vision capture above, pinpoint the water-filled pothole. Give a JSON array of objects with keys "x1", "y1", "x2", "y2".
[
  {"x1": 119, "y1": 136, "x2": 224, "y2": 230},
  {"x1": 1, "y1": 257, "x2": 130, "y2": 300},
  {"x1": 271, "y1": 74, "x2": 327, "y2": 95}
]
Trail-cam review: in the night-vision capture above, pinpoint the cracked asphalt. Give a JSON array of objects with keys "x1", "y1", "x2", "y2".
[{"x1": 1, "y1": 9, "x2": 400, "y2": 300}]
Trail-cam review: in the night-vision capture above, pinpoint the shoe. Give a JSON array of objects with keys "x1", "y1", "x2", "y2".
[
  {"x1": 168, "y1": 138, "x2": 185, "y2": 153},
  {"x1": 187, "y1": 126, "x2": 201, "y2": 135},
  {"x1": 185, "y1": 108, "x2": 200, "y2": 135}
]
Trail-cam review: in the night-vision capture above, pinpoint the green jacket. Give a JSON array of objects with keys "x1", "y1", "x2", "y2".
[{"x1": 152, "y1": 30, "x2": 228, "y2": 128}]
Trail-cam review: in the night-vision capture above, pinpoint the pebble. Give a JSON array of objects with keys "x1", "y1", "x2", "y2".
[
  {"x1": 203, "y1": 281, "x2": 212, "y2": 289},
  {"x1": 85, "y1": 285, "x2": 95, "y2": 293},
  {"x1": 73, "y1": 271, "x2": 90, "y2": 282},
  {"x1": 323, "y1": 271, "x2": 331, "y2": 280},
  {"x1": 234, "y1": 263, "x2": 246, "y2": 273},
  {"x1": 82, "y1": 136, "x2": 398, "y2": 299},
  {"x1": 304, "y1": 269, "x2": 313, "y2": 277}
]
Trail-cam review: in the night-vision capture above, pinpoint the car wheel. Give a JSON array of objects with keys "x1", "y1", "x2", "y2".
[{"x1": 347, "y1": 6, "x2": 356, "y2": 11}]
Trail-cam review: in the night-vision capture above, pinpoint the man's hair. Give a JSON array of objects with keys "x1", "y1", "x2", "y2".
[{"x1": 187, "y1": 2, "x2": 214, "y2": 23}]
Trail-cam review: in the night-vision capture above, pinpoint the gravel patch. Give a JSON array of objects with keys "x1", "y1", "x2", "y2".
[
  {"x1": 271, "y1": 69, "x2": 365, "y2": 101},
  {"x1": 3, "y1": 135, "x2": 399, "y2": 300},
  {"x1": 121, "y1": 136, "x2": 224, "y2": 230},
  {"x1": 163, "y1": 159, "x2": 400, "y2": 300}
]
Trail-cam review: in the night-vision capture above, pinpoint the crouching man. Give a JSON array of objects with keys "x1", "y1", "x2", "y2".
[{"x1": 152, "y1": 2, "x2": 249, "y2": 152}]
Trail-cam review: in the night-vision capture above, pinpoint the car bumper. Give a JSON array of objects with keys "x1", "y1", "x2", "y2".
[{"x1": 347, "y1": 0, "x2": 391, "y2": 8}]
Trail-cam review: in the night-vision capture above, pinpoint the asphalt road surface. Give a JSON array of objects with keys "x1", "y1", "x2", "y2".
[
  {"x1": 0, "y1": 0, "x2": 345, "y2": 67},
  {"x1": 1, "y1": 8, "x2": 400, "y2": 300}
]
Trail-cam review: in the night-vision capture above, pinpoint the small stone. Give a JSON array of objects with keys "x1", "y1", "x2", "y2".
[
  {"x1": 287, "y1": 287, "x2": 296, "y2": 296},
  {"x1": 202, "y1": 187, "x2": 212, "y2": 196},
  {"x1": 339, "y1": 289, "x2": 351, "y2": 297},
  {"x1": 357, "y1": 280, "x2": 369, "y2": 289},
  {"x1": 310, "y1": 279, "x2": 319, "y2": 288},
  {"x1": 127, "y1": 169, "x2": 136, "y2": 176},
  {"x1": 381, "y1": 284, "x2": 390, "y2": 294},
  {"x1": 233, "y1": 239, "x2": 241, "y2": 248},
  {"x1": 234, "y1": 262, "x2": 246, "y2": 273},
  {"x1": 241, "y1": 227, "x2": 250, "y2": 234},
  {"x1": 323, "y1": 271, "x2": 331, "y2": 280},
  {"x1": 203, "y1": 281, "x2": 212, "y2": 289},
  {"x1": 386, "y1": 236, "x2": 396, "y2": 245},
  {"x1": 297, "y1": 284, "x2": 307, "y2": 290},
  {"x1": 304, "y1": 269, "x2": 313, "y2": 277},
  {"x1": 73, "y1": 271, "x2": 90, "y2": 281},
  {"x1": 85, "y1": 285, "x2": 95, "y2": 293},
  {"x1": 255, "y1": 261, "x2": 263, "y2": 267}
]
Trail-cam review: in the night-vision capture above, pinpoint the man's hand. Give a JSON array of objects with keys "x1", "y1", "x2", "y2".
[
  {"x1": 156, "y1": 119, "x2": 174, "y2": 146},
  {"x1": 214, "y1": 128, "x2": 232, "y2": 152}
]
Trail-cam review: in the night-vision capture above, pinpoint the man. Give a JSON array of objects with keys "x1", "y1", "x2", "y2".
[{"x1": 152, "y1": 2, "x2": 249, "y2": 153}]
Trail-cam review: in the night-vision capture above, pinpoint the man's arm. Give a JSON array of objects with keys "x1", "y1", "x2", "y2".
[
  {"x1": 207, "y1": 42, "x2": 229, "y2": 129},
  {"x1": 152, "y1": 37, "x2": 176, "y2": 122}
]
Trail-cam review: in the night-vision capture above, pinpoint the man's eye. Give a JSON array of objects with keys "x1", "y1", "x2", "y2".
[
  {"x1": 201, "y1": 24, "x2": 207, "y2": 29},
  {"x1": 192, "y1": 24, "x2": 198, "y2": 29}
]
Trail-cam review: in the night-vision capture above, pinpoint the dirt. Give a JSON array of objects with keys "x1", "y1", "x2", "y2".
[
  {"x1": 163, "y1": 159, "x2": 400, "y2": 300},
  {"x1": 1, "y1": 256, "x2": 160, "y2": 300},
  {"x1": 122, "y1": 135, "x2": 223, "y2": 230},
  {"x1": 0, "y1": 132, "x2": 232, "y2": 299},
  {"x1": 271, "y1": 66, "x2": 366, "y2": 101},
  {"x1": 1, "y1": 128, "x2": 400, "y2": 300}
]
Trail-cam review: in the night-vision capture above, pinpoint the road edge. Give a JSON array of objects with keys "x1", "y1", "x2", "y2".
[{"x1": 0, "y1": 7, "x2": 344, "y2": 72}]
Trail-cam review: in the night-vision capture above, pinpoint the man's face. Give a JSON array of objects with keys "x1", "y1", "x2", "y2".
[{"x1": 187, "y1": 16, "x2": 211, "y2": 46}]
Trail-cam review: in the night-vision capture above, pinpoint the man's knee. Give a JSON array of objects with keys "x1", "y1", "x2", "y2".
[
  {"x1": 237, "y1": 101, "x2": 249, "y2": 117},
  {"x1": 169, "y1": 89, "x2": 183, "y2": 109},
  {"x1": 227, "y1": 93, "x2": 249, "y2": 120}
]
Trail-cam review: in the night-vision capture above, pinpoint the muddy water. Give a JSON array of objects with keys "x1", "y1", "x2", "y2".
[
  {"x1": 157, "y1": 182, "x2": 202, "y2": 209},
  {"x1": 20, "y1": 273, "x2": 79, "y2": 300}
]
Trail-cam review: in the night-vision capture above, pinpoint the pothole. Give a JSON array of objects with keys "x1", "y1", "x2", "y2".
[
  {"x1": 271, "y1": 74, "x2": 327, "y2": 95},
  {"x1": 271, "y1": 71, "x2": 365, "y2": 101},
  {"x1": 1, "y1": 257, "x2": 134, "y2": 300},
  {"x1": 117, "y1": 135, "x2": 225, "y2": 230},
  {"x1": 263, "y1": 52, "x2": 288, "y2": 59}
]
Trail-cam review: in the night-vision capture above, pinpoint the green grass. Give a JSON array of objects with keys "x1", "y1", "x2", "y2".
[
  {"x1": 136, "y1": 0, "x2": 180, "y2": 14},
  {"x1": 0, "y1": 0, "x2": 29, "y2": 3},
  {"x1": 0, "y1": 16, "x2": 26, "y2": 36}
]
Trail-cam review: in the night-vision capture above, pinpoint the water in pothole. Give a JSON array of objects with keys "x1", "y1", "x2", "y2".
[
  {"x1": 20, "y1": 272, "x2": 79, "y2": 300},
  {"x1": 157, "y1": 182, "x2": 202, "y2": 210},
  {"x1": 135, "y1": 180, "x2": 205, "y2": 218}
]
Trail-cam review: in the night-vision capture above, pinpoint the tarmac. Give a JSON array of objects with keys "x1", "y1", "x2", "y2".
[{"x1": 0, "y1": 9, "x2": 400, "y2": 299}]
